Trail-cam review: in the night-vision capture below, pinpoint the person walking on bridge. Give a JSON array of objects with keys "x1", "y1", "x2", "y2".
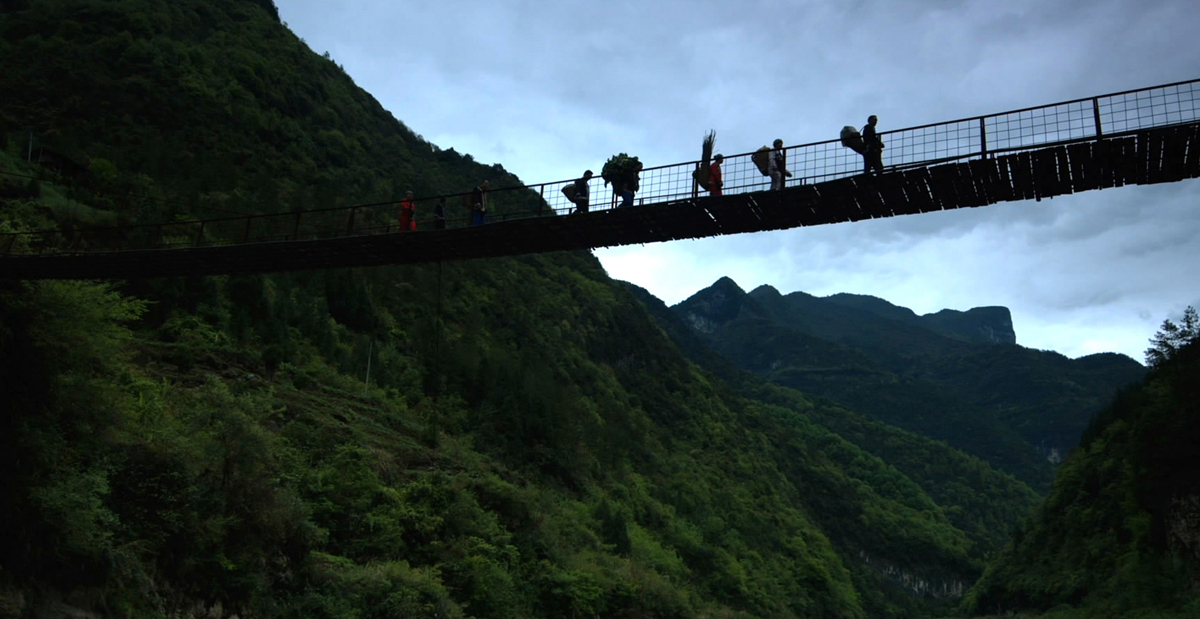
[
  {"x1": 471, "y1": 180, "x2": 489, "y2": 226},
  {"x1": 434, "y1": 196, "x2": 447, "y2": 230},
  {"x1": 572, "y1": 169, "x2": 593, "y2": 214},
  {"x1": 618, "y1": 161, "x2": 642, "y2": 208},
  {"x1": 709, "y1": 154, "x2": 724, "y2": 196},
  {"x1": 399, "y1": 191, "x2": 417, "y2": 231},
  {"x1": 862, "y1": 115, "x2": 884, "y2": 175},
  {"x1": 769, "y1": 139, "x2": 792, "y2": 190}
]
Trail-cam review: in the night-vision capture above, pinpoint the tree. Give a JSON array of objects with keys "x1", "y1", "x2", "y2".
[{"x1": 1145, "y1": 306, "x2": 1199, "y2": 368}]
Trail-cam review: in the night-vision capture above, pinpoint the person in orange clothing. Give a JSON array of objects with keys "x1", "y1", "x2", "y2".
[
  {"x1": 399, "y1": 191, "x2": 416, "y2": 231},
  {"x1": 708, "y1": 154, "x2": 724, "y2": 196}
]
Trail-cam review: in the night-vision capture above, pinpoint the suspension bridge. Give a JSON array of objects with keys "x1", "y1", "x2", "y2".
[{"x1": 3, "y1": 79, "x2": 1199, "y2": 280}]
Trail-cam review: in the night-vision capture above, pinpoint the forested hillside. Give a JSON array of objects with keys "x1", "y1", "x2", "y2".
[
  {"x1": 0, "y1": 1, "x2": 1111, "y2": 618},
  {"x1": 671, "y1": 278, "x2": 1145, "y2": 491},
  {"x1": 627, "y1": 283, "x2": 1041, "y2": 562},
  {"x1": 0, "y1": 0, "x2": 540, "y2": 230},
  {"x1": 963, "y1": 318, "x2": 1200, "y2": 619}
]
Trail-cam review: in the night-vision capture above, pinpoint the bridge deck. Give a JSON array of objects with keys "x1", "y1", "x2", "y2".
[{"x1": 4, "y1": 123, "x2": 1197, "y2": 280}]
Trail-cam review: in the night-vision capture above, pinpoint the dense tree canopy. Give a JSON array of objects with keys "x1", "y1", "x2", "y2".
[{"x1": 1145, "y1": 306, "x2": 1199, "y2": 368}]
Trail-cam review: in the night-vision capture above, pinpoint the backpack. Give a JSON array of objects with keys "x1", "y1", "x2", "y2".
[
  {"x1": 752, "y1": 146, "x2": 771, "y2": 176},
  {"x1": 465, "y1": 187, "x2": 485, "y2": 212},
  {"x1": 841, "y1": 126, "x2": 867, "y2": 154},
  {"x1": 561, "y1": 183, "x2": 577, "y2": 203}
]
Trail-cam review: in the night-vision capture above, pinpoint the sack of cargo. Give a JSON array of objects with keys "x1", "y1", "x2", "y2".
[
  {"x1": 693, "y1": 163, "x2": 710, "y2": 190},
  {"x1": 841, "y1": 125, "x2": 867, "y2": 154},
  {"x1": 562, "y1": 183, "x2": 577, "y2": 203},
  {"x1": 752, "y1": 146, "x2": 771, "y2": 176}
]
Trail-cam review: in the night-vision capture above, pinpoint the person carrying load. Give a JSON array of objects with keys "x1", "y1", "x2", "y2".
[
  {"x1": 563, "y1": 170, "x2": 593, "y2": 214},
  {"x1": 841, "y1": 116, "x2": 884, "y2": 174}
]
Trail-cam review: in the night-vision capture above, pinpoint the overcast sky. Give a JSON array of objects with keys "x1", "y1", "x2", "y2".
[{"x1": 276, "y1": 0, "x2": 1200, "y2": 362}]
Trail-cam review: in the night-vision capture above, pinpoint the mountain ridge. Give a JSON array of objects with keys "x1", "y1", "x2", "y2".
[
  {"x1": 822, "y1": 292, "x2": 1017, "y2": 345},
  {"x1": 671, "y1": 277, "x2": 1145, "y2": 490}
]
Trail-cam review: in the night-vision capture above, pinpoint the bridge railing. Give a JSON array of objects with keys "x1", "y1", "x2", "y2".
[
  {"x1": 628, "y1": 77, "x2": 1200, "y2": 202},
  {"x1": 3, "y1": 78, "x2": 1198, "y2": 257}
]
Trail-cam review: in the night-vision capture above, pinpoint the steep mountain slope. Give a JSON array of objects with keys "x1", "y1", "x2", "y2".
[
  {"x1": 672, "y1": 278, "x2": 1145, "y2": 490},
  {"x1": 963, "y1": 337, "x2": 1200, "y2": 619},
  {"x1": 0, "y1": 0, "x2": 541, "y2": 229},
  {"x1": 628, "y1": 282, "x2": 1041, "y2": 560},
  {"x1": 0, "y1": 2, "x2": 1043, "y2": 618}
]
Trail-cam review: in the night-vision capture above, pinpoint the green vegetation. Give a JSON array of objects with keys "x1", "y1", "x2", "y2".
[
  {"x1": 627, "y1": 282, "x2": 1043, "y2": 562},
  {"x1": 1145, "y1": 306, "x2": 1199, "y2": 368},
  {"x1": 0, "y1": 1, "x2": 1172, "y2": 617},
  {"x1": 601, "y1": 153, "x2": 642, "y2": 189},
  {"x1": 962, "y1": 314, "x2": 1200, "y2": 618},
  {"x1": 670, "y1": 278, "x2": 1144, "y2": 491}
]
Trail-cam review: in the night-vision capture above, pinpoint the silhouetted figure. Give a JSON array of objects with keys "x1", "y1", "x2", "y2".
[
  {"x1": 471, "y1": 180, "x2": 489, "y2": 226},
  {"x1": 434, "y1": 196, "x2": 447, "y2": 230},
  {"x1": 862, "y1": 115, "x2": 884, "y2": 175},
  {"x1": 572, "y1": 169, "x2": 593, "y2": 214},
  {"x1": 709, "y1": 154, "x2": 724, "y2": 196},
  {"x1": 618, "y1": 162, "x2": 642, "y2": 208},
  {"x1": 399, "y1": 191, "x2": 416, "y2": 231},
  {"x1": 769, "y1": 139, "x2": 792, "y2": 190}
]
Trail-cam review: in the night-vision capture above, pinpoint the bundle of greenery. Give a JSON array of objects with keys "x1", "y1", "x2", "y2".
[
  {"x1": 601, "y1": 153, "x2": 641, "y2": 187},
  {"x1": 693, "y1": 130, "x2": 716, "y2": 189}
]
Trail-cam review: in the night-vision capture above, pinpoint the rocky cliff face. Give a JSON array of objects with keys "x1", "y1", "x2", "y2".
[
  {"x1": 676, "y1": 276, "x2": 747, "y2": 334},
  {"x1": 858, "y1": 551, "x2": 967, "y2": 599},
  {"x1": 1168, "y1": 492, "x2": 1200, "y2": 589}
]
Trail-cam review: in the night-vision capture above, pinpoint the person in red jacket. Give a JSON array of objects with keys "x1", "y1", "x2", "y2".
[
  {"x1": 399, "y1": 191, "x2": 416, "y2": 231},
  {"x1": 709, "y1": 154, "x2": 724, "y2": 196}
]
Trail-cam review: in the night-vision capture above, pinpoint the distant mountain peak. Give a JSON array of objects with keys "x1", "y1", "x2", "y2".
[
  {"x1": 821, "y1": 292, "x2": 1016, "y2": 345},
  {"x1": 675, "y1": 277, "x2": 749, "y2": 334},
  {"x1": 710, "y1": 276, "x2": 745, "y2": 294},
  {"x1": 749, "y1": 284, "x2": 781, "y2": 297},
  {"x1": 924, "y1": 306, "x2": 1016, "y2": 345}
]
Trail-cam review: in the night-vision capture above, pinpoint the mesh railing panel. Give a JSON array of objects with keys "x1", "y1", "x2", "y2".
[{"x1": 1099, "y1": 81, "x2": 1200, "y2": 133}]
